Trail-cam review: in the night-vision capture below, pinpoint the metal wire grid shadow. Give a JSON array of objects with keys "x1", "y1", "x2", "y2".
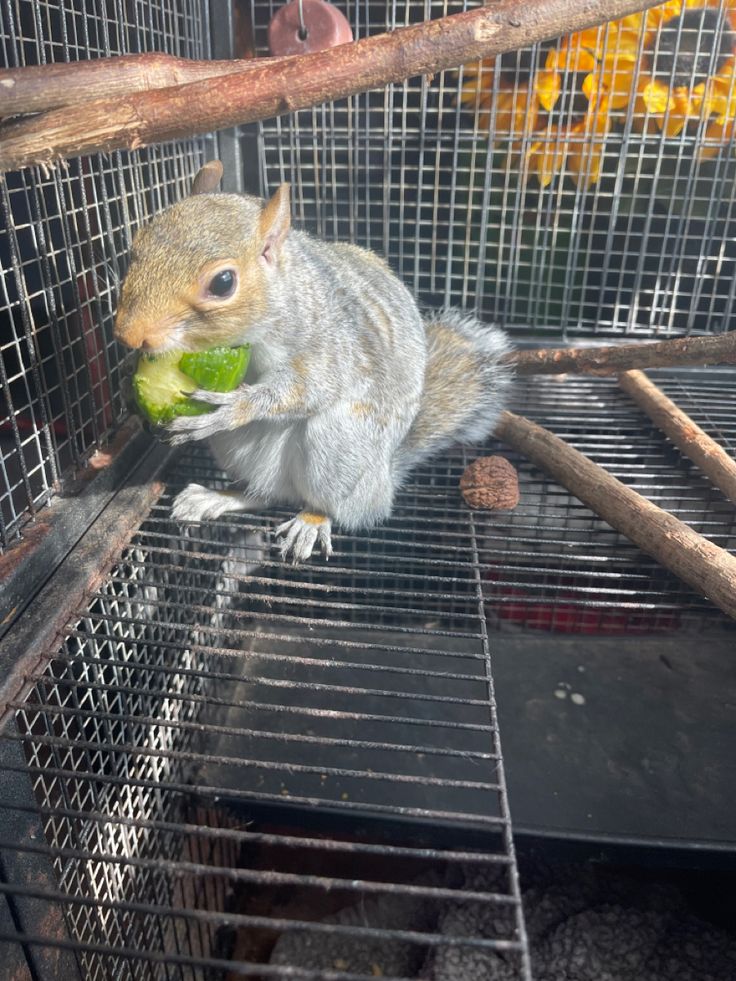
[
  {"x1": 0, "y1": 438, "x2": 531, "y2": 980},
  {"x1": 0, "y1": 0, "x2": 214, "y2": 551}
]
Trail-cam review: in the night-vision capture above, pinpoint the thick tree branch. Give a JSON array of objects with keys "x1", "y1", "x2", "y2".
[
  {"x1": 0, "y1": 53, "x2": 282, "y2": 118},
  {"x1": 507, "y1": 331, "x2": 736, "y2": 375},
  {"x1": 495, "y1": 410, "x2": 736, "y2": 620},
  {"x1": 0, "y1": 0, "x2": 661, "y2": 172},
  {"x1": 619, "y1": 369, "x2": 736, "y2": 505}
]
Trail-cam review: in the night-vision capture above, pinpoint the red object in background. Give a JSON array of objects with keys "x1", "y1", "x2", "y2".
[
  {"x1": 76, "y1": 155, "x2": 114, "y2": 435},
  {"x1": 77, "y1": 269, "x2": 113, "y2": 432},
  {"x1": 268, "y1": 0, "x2": 353, "y2": 57},
  {"x1": 0, "y1": 415, "x2": 67, "y2": 438},
  {"x1": 484, "y1": 568, "x2": 682, "y2": 635}
]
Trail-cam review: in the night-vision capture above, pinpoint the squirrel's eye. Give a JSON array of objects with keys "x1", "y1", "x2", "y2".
[{"x1": 206, "y1": 269, "x2": 237, "y2": 299}]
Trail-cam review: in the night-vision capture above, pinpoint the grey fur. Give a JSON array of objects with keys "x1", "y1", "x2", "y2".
[{"x1": 115, "y1": 185, "x2": 512, "y2": 561}]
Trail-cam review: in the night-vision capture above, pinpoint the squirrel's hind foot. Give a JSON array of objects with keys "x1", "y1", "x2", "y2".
[
  {"x1": 275, "y1": 512, "x2": 333, "y2": 565},
  {"x1": 171, "y1": 483, "x2": 264, "y2": 523}
]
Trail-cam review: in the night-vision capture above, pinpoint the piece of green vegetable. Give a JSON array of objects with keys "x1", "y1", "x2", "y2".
[{"x1": 132, "y1": 345, "x2": 250, "y2": 426}]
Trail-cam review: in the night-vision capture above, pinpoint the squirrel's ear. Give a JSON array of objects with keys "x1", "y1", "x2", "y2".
[
  {"x1": 191, "y1": 160, "x2": 224, "y2": 195},
  {"x1": 259, "y1": 183, "x2": 291, "y2": 264}
]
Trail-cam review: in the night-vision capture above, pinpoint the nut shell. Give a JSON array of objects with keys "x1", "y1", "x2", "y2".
[{"x1": 460, "y1": 455, "x2": 520, "y2": 510}]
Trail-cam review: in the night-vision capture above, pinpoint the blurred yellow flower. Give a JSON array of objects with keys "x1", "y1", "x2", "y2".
[
  {"x1": 459, "y1": 0, "x2": 736, "y2": 187},
  {"x1": 458, "y1": 62, "x2": 539, "y2": 143}
]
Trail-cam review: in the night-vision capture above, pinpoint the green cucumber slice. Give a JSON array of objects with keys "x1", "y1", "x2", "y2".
[{"x1": 132, "y1": 345, "x2": 250, "y2": 426}]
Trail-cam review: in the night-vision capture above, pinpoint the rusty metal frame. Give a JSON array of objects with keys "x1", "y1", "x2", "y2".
[{"x1": 0, "y1": 433, "x2": 173, "y2": 727}]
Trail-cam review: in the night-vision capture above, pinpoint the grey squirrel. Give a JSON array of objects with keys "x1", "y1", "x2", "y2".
[{"x1": 114, "y1": 161, "x2": 512, "y2": 562}]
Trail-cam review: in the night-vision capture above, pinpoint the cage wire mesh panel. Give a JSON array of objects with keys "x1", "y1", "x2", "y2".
[
  {"x1": 491, "y1": 370, "x2": 736, "y2": 633},
  {"x1": 1, "y1": 367, "x2": 735, "y2": 977},
  {"x1": 0, "y1": 444, "x2": 531, "y2": 979},
  {"x1": 0, "y1": 0, "x2": 214, "y2": 551},
  {"x1": 246, "y1": 0, "x2": 736, "y2": 339},
  {"x1": 2, "y1": 0, "x2": 736, "y2": 977}
]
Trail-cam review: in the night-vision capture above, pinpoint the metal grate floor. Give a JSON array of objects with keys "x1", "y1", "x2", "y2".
[
  {"x1": 0, "y1": 433, "x2": 532, "y2": 976},
  {"x1": 1, "y1": 368, "x2": 735, "y2": 978}
]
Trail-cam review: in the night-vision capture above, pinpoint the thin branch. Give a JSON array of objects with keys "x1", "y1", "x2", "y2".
[
  {"x1": 0, "y1": 0, "x2": 662, "y2": 172},
  {"x1": 619, "y1": 369, "x2": 736, "y2": 505},
  {"x1": 507, "y1": 331, "x2": 736, "y2": 375},
  {"x1": 0, "y1": 53, "x2": 283, "y2": 118},
  {"x1": 495, "y1": 410, "x2": 736, "y2": 621}
]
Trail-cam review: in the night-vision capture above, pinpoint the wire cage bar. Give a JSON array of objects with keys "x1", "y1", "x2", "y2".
[
  {"x1": 0, "y1": 431, "x2": 532, "y2": 979},
  {"x1": 246, "y1": 0, "x2": 736, "y2": 338},
  {"x1": 0, "y1": 0, "x2": 215, "y2": 552}
]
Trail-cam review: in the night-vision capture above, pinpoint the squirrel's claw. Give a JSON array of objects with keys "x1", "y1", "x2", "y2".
[
  {"x1": 166, "y1": 405, "x2": 234, "y2": 444},
  {"x1": 166, "y1": 389, "x2": 253, "y2": 444},
  {"x1": 275, "y1": 512, "x2": 333, "y2": 564},
  {"x1": 187, "y1": 388, "x2": 236, "y2": 406}
]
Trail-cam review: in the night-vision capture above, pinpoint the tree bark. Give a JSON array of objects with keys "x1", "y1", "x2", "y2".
[
  {"x1": 0, "y1": 52, "x2": 281, "y2": 118},
  {"x1": 494, "y1": 410, "x2": 736, "y2": 621},
  {"x1": 0, "y1": 0, "x2": 662, "y2": 172},
  {"x1": 619, "y1": 369, "x2": 736, "y2": 505},
  {"x1": 507, "y1": 331, "x2": 736, "y2": 375}
]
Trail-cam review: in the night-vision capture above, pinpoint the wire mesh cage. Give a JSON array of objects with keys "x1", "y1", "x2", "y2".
[
  {"x1": 2, "y1": 448, "x2": 531, "y2": 979},
  {"x1": 2, "y1": 0, "x2": 736, "y2": 978},
  {"x1": 0, "y1": 0, "x2": 214, "y2": 551},
  {"x1": 247, "y1": 0, "x2": 736, "y2": 338}
]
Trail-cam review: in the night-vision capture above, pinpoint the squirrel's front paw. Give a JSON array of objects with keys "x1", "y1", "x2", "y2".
[
  {"x1": 167, "y1": 390, "x2": 250, "y2": 445},
  {"x1": 275, "y1": 512, "x2": 333, "y2": 564}
]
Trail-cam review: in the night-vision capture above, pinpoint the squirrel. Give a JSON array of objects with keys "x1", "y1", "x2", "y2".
[{"x1": 114, "y1": 161, "x2": 513, "y2": 563}]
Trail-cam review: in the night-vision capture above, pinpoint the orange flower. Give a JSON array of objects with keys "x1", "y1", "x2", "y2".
[
  {"x1": 459, "y1": 1, "x2": 736, "y2": 187},
  {"x1": 459, "y1": 60, "x2": 539, "y2": 144}
]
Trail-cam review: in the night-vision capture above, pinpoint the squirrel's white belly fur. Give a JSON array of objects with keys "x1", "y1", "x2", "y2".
[
  {"x1": 209, "y1": 390, "x2": 421, "y2": 530},
  {"x1": 113, "y1": 172, "x2": 513, "y2": 562}
]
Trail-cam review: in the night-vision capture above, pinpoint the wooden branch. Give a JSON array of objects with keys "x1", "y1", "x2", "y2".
[
  {"x1": 494, "y1": 410, "x2": 736, "y2": 620},
  {"x1": 619, "y1": 369, "x2": 736, "y2": 506},
  {"x1": 0, "y1": 52, "x2": 283, "y2": 118},
  {"x1": 507, "y1": 331, "x2": 736, "y2": 376},
  {"x1": 0, "y1": 0, "x2": 662, "y2": 172}
]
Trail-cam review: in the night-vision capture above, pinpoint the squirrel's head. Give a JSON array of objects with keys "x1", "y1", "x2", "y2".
[{"x1": 114, "y1": 162, "x2": 291, "y2": 352}]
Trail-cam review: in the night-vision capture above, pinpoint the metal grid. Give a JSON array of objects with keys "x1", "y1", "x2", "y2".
[
  {"x1": 489, "y1": 369, "x2": 736, "y2": 633},
  {"x1": 0, "y1": 434, "x2": 532, "y2": 979},
  {"x1": 246, "y1": 0, "x2": 736, "y2": 339},
  {"x1": 0, "y1": 0, "x2": 214, "y2": 551},
  {"x1": 1, "y1": 368, "x2": 734, "y2": 977},
  {"x1": 2, "y1": 0, "x2": 736, "y2": 975}
]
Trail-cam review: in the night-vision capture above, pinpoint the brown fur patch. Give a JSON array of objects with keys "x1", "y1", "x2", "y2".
[
  {"x1": 291, "y1": 354, "x2": 307, "y2": 377},
  {"x1": 270, "y1": 376, "x2": 307, "y2": 416},
  {"x1": 233, "y1": 398, "x2": 256, "y2": 427},
  {"x1": 350, "y1": 401, "x2": 374, "y2": 418},
  {"x1": 300, "y1": 512, "x2": 328, "y2": 525}
]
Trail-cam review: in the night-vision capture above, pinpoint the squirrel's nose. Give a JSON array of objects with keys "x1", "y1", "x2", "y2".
[{"x1": 114, "y1": 315, "x2": 149, "y2": 350}]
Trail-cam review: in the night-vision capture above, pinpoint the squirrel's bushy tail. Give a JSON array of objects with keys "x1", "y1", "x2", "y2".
[{"x1": 399, "y1": 311, "x2": 513, "y2": 471}]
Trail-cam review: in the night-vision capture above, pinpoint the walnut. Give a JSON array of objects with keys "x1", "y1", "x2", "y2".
[{"x1": 460, "y1": 455, "x2": 520, "y2": 510}]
